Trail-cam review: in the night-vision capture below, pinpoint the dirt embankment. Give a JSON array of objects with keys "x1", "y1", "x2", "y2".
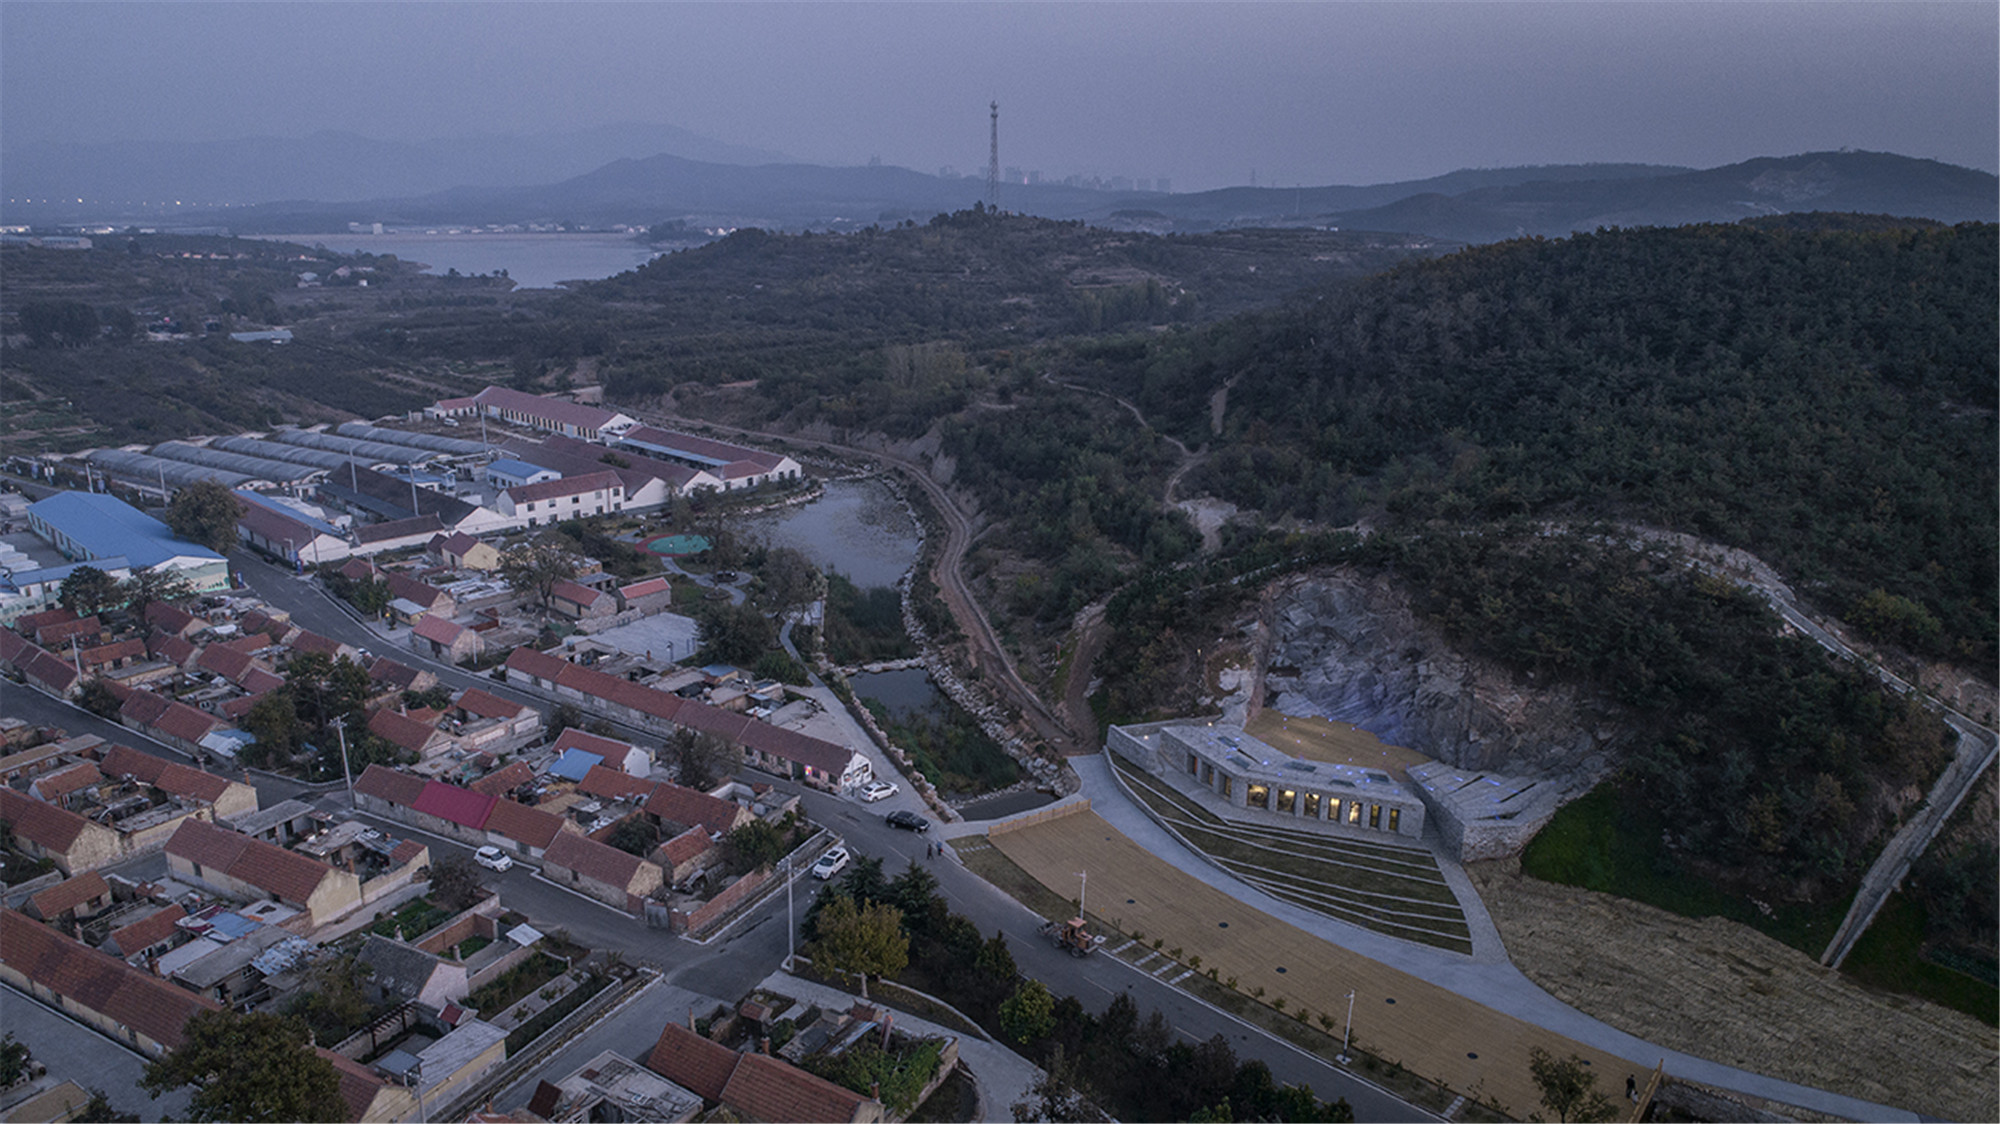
[{"x1": 1467, "y1": 861, "x2": 1997, "y2": 1122}]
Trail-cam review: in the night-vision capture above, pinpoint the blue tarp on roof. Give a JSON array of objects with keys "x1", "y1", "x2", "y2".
[
  {"x1": 28, "y1": 492, "x2": 225, "y2": 570},
  {"x1": 548, "y1": 748, "x2": 603, "y2": 782}
]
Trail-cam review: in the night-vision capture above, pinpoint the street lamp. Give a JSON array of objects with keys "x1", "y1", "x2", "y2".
[
  {"x1": 1076, "y1": 870, "x2": 1087, "y2": 917},
  {"x1": 784, "y1": 853, "x2": 796, "y2": 971},
  {"x1": 1339, "y1": 989, "x2": 1355, "y2": 1064},
  {"x1": 331, "y1": 716, "x2": 355, "y2": 809}
]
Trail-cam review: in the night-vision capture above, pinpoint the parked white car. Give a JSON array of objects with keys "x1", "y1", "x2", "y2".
[
  {"x1": 473, "y1": 845, "x2": 514, "y2": 872},
  {"x1": 811, "y1": 846, "x2": 851, "y2": 881},
  {"x1": 859, "y1": 780, "x2": 898, "y2": 803}
]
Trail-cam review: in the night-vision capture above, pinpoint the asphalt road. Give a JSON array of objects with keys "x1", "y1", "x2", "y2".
[{"x1": 198, "y1": 552, "x2": 1435, "y2": 1118}]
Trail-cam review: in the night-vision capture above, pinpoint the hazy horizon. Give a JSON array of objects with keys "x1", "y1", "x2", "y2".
[{"x1": 3, "y1": 2, "x2": 1995, "y2": 194}]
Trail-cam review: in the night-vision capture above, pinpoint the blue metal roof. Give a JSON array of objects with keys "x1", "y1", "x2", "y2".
[
  {"x1": 27, "y1": 491, "x2": 225, "y2": 570},
  {"x1": 485, "y1": 458, "x2": 548, "y2": 479},
  {"x1": 548, "y1": 748, "x2": 603, "y2": 782}
]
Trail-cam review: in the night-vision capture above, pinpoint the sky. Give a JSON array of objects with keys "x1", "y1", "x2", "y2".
[{"x1": 2, "y1": 1, "x2": 1994, "y2": 192}]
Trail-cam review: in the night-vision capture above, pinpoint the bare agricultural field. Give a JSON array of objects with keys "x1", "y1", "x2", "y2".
[
  {"x1": 990, "y1": 810, "x2": 1630, "y2": 1119},
  {"x1": 1467, "y1": 860, "x2": 1998, "y2": 1123},
  {"x1": 1245, "y1": 709, "x2": 1432, "y2": 781}
]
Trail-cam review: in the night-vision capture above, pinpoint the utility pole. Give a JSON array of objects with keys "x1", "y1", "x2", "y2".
[
  {"x1": 1339, "y1": 989, "x2": 1355, "y2": 1063},
  {"x1": 784, "y1": 853, "x2": 796, "y2": 971},
  {"x1": 331, "y1": 715, "x2": 356, "y2": 809},
  {"x1": 1076, "y1": 870, "x2": 1087, "y2": 916},
  {"x1": 987, "y1": 101, "x2": 1000, "y2": 210}
]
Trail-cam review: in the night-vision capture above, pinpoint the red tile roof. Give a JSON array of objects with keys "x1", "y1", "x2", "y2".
[
  {"x1": 542, "y1": 830, "x2": 646, "y2": 891},
  {"x1": 619, "y1": 576, "x2": 671, "y2": 600},
  {"x1": 16, "y1": 606, "x2": 79, "y2": 634},
  {"x1": 410, "y1": 781, "x2": 497, "y2": 829},
  {"x1": 644, "y1": 783, "x2": 746, "y2": 837},
  {"x1": 78, "y1": 638, "x2": 146, "y2": 668},
  {"x1": 621, "y1": 426, "x2": 788, "y2": 473},
  {"x1": 36, "y1": 615, "x2": 101, "y2": 646},
  {"x1": 354, "y1": 764, "x2": 426, "y2": 806},
  {"x1": 0, "y1": 786, "x2": 90, "y2": 853},
  {"x1": 725, "y1": 1047, "x2": 870, "y2": 1124},
  {"x1": 506, "y1": 470, "x2": 624, "y2": 506},
  {"x1": 144, "y1": 601, "x2": 199, "y2": 636},
  {"x1": 28, "y1": 870, "x2": 111, "y2": 918},
  {"x1": 383, "y1": 570, "x2": 450, "y2": 608},
  {"x1": 389, "y1": 839, "x2": 427, "y2": 866},
  {"x1": 455, "y1": 687, "x2": 526, "y2": 721},
  {"x1": 660, "y1": 825, "x2": 712, "y2": 868},
  {"x1": 21, "y1": 649, "x2": 80, "y2": 695},
  {"x1": 0, "y1": 909, "x2": 220, "y2": 1051},
  {"x1": 107, "y1": 903, "x2": 186, "y2": 957},
  {"x1": 474, "y1": 386, "x2": 625, "y2": 432},
  {"x1": 551, "y1": 727, "x2": 637, "y2": 760},
  {"x1": 366, "y1": 655, "x2": 426, "y2": 691},
  {"x1": 287, "y1": 629, "x2": 347, "y2": 658},
  {"x1": 99, "y1": 744, "x2": 235, "y2": 805},
  {"x1": 482, "y1": 798, "x2": 568, "y2": 850},
  {"x1": 320, "y1": 1046, "x2": 395, "y2": 1123},
  {"x1": 165, "y1": 819, "x2": 334, "y2": 905},
  {"x1": 29, "y1": 761, "x2": 101, "y2": 800},
  {"x1": 411, "y1": 614, "x2": 469, "y2": 645},
  {"x1": 149, "y1": 631, "x2": 197, "y2": 666},
  {"x1": 197, "y1": 642, "x2": 257, "y2": 682},
  {"x1": 549, "y1": 579, "x2": 611, "y2": 610},
  {"x1": 644, "y1": 1022, "x2": 738, "y2": 1102},
  {"x1": 367, "y1": 707, "x2": 447, "y2": 754},
  {"x1": 576, "y1": 764, "x2": 654, "y2": 803},
  {"x1": 469, "y1": 761, "x2": 534, "y2": 796}
]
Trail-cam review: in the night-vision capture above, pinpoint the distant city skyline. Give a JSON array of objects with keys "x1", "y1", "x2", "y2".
[{"x1": 3, "y1": 2, "x2": 1993, "y2": 193}]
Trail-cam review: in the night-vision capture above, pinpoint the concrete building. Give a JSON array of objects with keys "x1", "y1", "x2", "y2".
[
  {"x1": 495, "y1": 471, "x2": 626, "y2": 528},
  {"x1": 26, "y1": 492, "x2": 229, "y2": 593},
  {"x1": 0, "y1": 909, "x2": 221, "y2": 1059},
  {"x1": 528, "y1": 1049, "x2": 702, "y2": 1123},
  {"x1": 1108, "y1": 720, "x2": 1426, "y2": 840},
  {"x1": 0, "y1": 786, "x2": 124, "y2": 873},
  {"x1": 410, "y1": 613, "x2": 482, "y2": 664},
  {"x1": 355, "y1": 934, "x2": 470, "y2": 1009},
  {"x1": 643, "y1": 1022, "x2": 884, "y2": 1124},
  {"x1": 540, "y1": 830, "x2": 663, "y2": 911},
  {"x1": 237, "y1": 490, "x2": 354, "y2": 567}
]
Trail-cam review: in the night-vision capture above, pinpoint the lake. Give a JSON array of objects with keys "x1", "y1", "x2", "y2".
[
  {"x1": 257, "y1": 232, "x2": 668, "y2": 289},
  {"x1": 738, "y1": 478, "x2": 919, "y2": 590}
]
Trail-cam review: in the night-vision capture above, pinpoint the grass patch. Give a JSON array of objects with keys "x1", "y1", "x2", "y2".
[
  {"x1": 907, "y1": 1064, "x2": 978, "y2": 1123},
  {"x1": 1521, "y1": 784, "x2": 1853, "y2": 954},
  {"x1": 824, "y1": 574, "x2": 918, "y2": 664},
  {"x1": 370, "y1": 897, "x2": 450, "y2": 940},
  {"x1": 1841, "y1": 891, "x2": 1999, "y2": 1026},
  {"x1": 504, "y1": 972, "x2": 611, "y2": 1054},
  {"x1": 466, "y1": 952, "x2": 568, "y2": 1017},
  {"x1": 867, "y1": 699, "x2": 1021, "y2": 796}
]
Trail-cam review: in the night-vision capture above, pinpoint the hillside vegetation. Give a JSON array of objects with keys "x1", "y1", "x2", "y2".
[{"x1": 1095, "y1": 218, "x2": 1997, "y2": 665}]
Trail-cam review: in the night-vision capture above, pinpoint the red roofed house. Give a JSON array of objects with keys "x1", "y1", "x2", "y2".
[
  {"x1": 432, "y1": 531, "x2": 501, "y2": 572},
  {"x1": 27, "y1": 761, "x2": 101, "y2": 808},
  {"x1": 322, "y1": 1046, "x2": 418, "y2": 1123},
  {"x1": 451, "y1": 688, "x2": 542, "y2": 753},
  {"x1": 77, "y1": 637, "x2": 147, "y2": 673},
  {"x1": 410, "y1": 612, "x2": 482, "y2": 664},
  {"x1": 116, "y1": 689, "x2": 223, "y2": 758},
  {"x1": 644, "y1": 1022, "x2": 884, "y2": 1124},
  {"x1": 36, "y1": 614, "x2": 102, "y2": 648},
  {"x1": 497, "y1": 471, "x2": 626, "y2": 529},
  {"x1": 24, "y1": 869, "x2": 113, "y2": 925},
  {"x1": 657, "y1": 826, "x2": 717, "y2": 885},
  {"x1": 549, "y1": 579, "x2": 616, "y2": 622},
  {"x1": 103, "y1": 903, "x2": 188, "y2": 960},
  {"x1": 143, "y1": 600, "x2": 204, "y2": 639},
  {"x1": 645, "y1": 782, "x2": 753, "y2": 838},
  {"x1": 616, "y1": 576, "x2": 673, "y2": 616},
  {"x1": 576, "y1": 763, "x2": 654, "y2": 804},
  {"x1": 0, "y1": 909, "x2": 222, "y2": 1059},
  {"x1": 367, "y1": 706, "x2": 455, "y2": 761},
  {"x1": 353, "y1": 763, "x2": 426, "y2": 817},
  {"x1": 164, "y1": 818, "x2": 363, "y2": 929},
  {"x1": 481, "y1": 797, "x2": 577, "y2": 862},
  {"x1": 551, "y1": 727, "x2": 651, "y2": 776},
  {"x1": 462, "y1": 385, "x2": 637, "y2": 442},
  {"x1": 98, "y1": 743, "x2": 259, "y2": 821},
  {"x1": 14, "y1": 606, "x2": 78, "y2": 636},
  {"x1": 0, "y1": 786, "x2": 123, "y2": 873},
  {"x1": 540, "y1": 830, "x2": 662, "y2": 911},
  {"x1": 405, "y1": 780, "x2": 499, "y2": 846}
]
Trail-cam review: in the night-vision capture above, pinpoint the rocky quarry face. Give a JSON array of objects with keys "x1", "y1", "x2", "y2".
[{"x1": 1262, "y1": 569, "x2": 1625, "y2": 784}]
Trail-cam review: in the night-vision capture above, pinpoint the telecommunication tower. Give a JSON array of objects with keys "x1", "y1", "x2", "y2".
[{"x1": 987, "y1": 101, "x2": 1000, "y2": 209}]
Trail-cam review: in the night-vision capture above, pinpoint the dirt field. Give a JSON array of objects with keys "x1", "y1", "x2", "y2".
[
  {"x1": 991, "y1": 810, "x2": 1634, "y2": 1118},
  {"x1": 1465, "y1": 860, "x2": 1998, "y2": 1122},
  {"x1": 1244, "y1": 709, "x2": 1433, "y2": 781}
]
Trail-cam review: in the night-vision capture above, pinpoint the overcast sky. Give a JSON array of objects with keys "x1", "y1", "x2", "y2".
[{"x1": 3, "y1": 1, "x2": 1994, "y2": 191}]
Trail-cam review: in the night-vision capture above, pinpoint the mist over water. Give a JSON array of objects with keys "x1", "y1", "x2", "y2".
[{"x1": 257, "y1": 232, "x2": 665, "y2": 289}]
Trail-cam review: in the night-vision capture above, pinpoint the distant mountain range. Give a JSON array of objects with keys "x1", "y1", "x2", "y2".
[
  {"x1": 0, "y1": 122, "x2": 793, "y2": 206},
  {"x1": 6, "y1": 124, "x2": 1993, "y2": 246}
]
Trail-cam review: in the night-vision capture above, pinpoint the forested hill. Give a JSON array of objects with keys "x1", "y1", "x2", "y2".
[
  {"x1": 590, "y1": 208, "x2": 1455, "y2": 334},
  {"x1": 1103, "y1": 216, "x2": 1998, "y2": 664}
]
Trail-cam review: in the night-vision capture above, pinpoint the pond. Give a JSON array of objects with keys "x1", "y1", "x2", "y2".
[
  {"x1": 739, "y1": 478, "x2": 918, "y2": 590},
  {"x1": 850, "y1": 666, "x2": 944, "y2": 719}
]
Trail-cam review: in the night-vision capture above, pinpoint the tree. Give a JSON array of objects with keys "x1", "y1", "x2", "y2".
[
  {"x1": 608, "y1": 817, "x2": 661, "y2": 858},
  {"x1": 0, "y1": 1031, "x2": 29, "y2": 1085},
  {"x1": 430, "y1": 854, "x2": 486, "y2": 912},
  {"x1": 1009, "y1": 1042, "x2": 1099, "y2": 1122},
  {"x1": 165, "y1": 480, "x2": 243, "y2": 555},
  {"x1": 695, "y1": 600, "x2": 776, "y2": 666},
  {"x1": 722, "y1": 819, "x2": 785, "y2": 873},
  {"x1": 57, "y1": 565, "x2": 122, "y2": 616},
  {"x1": 238, "y1": 691, "x2": 302, "y2": 765},
  {"x1": 73, "y1": 1088, "x2": 138, "y2": 1123},
  {"x1": 670, "y1": 728, "x2": 736, "y2": 790},
  {"x1": 499, "y1": 537, "x2": 578, "y2": 613},
  {"x1": 760, "y1": 547, "x2": 821, "y2": 615},
  {"x1": 804, "y1": 893, "x2": 907, "y2": 1000},
  {"x1": 118, "y1": 565, "x2": 195, "y2": 618},
  {"x1": 18, "y1": 300, "x2": 98, "y2": 348},
  {"x1": 998, "y1": 978, "x2": 1055, "y2": 1044},
  {"x1": 140, "y1": 1010, "x2": 345, "y2": 1123},
  {"x1": 1528, "y1": 1047, "x2": 1617, "y2": 1123}
]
